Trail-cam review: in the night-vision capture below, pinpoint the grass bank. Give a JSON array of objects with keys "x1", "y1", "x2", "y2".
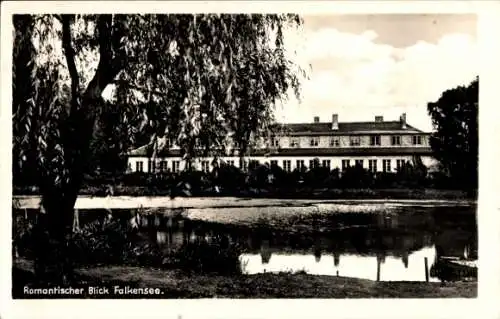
[{"x1": 13, "y1": 259, "x2": 476, "y2": 298}]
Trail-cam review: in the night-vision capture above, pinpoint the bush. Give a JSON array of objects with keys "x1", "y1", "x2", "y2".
[
  {"x1": 373, "y1": 172, "x2": 398, "y2": 188},
  {"x1": 70, "y1": 216, "x2": 167, "y2": 266},
  {"x1": 248, "y1": 164, "x2": 272, "y2": 189},
  {"x1": 341, "y1": 165, "x2": 373, "y2": 188},
  {"x1": 122, "y1": 172, "x2": 150, "y2": 186},
  {"x1": 290, "y1": 167, "x2": 308, "y2": 186},
  {"x1": 394, "y1": 159, "x2": 428, "y2": 188},
  {"x1": 214, "y1": 163, "x2": 246, "y2": 192},
  {"x1": 303, "y1": 166, "x2": 331, "y2": 188},
  {"x1": 173, "y1": 239, "x2": 243, "y2": 275},
  {"x1": 269, "y1": 165, "x2": 294, "y2": 190},
  {"x1": 325, "y1": 168, "x2": 341, "y2": 188},
  {"x1": 177, "y1": 170, "x2": 209, "y2": 194}
]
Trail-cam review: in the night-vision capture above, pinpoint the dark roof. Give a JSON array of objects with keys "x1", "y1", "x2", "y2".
[
  {"x1": 272, "y1": 121, "x2": 424, "y2": 136},
  {"x1": 127, "y1": 144, "x2": 182, "y2": 157},
  {"x1": 127, "y1": 120, "x2": 429, "y2": 157}
]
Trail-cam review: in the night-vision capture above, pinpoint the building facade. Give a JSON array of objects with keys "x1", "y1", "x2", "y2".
[{"x1": 126, "y1": 113, "x2": 437, "y2": 174}]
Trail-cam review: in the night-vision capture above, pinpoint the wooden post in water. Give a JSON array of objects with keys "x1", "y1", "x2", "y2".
[
  {"x1": 72, "y1": 209, "x2": 80, "y2": 232},
  {"x1": 376, "y1": 257, "x2": 381, "y2": 282},
  {"x1": 424, "y1": 257, "x2": 429, "y2": 282}
]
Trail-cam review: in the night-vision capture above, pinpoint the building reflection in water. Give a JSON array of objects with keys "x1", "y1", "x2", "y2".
[
  {"x1": 402, "y1": 251, "x2": 409, "y2": 269},
  {"x1": 240, "y1": 246, "x2": 439, "y2": 282},
  {"x1": 260, "y1": 239, "x2": 272, "y2": 264},
  {"x1": 134, "y1": 205, "x2": 476, "y2": 283},
  {"x1": 314, "y1": 237, "x2": 322, "y2": 263},
  {"x1": 333, "y1": 252, "x2": 340, "y2": 267}
]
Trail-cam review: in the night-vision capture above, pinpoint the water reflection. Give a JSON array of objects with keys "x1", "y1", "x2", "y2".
[
  {"x1": 138, "y1": 205, "x2": 476, "y2": 282},
  {"x1": 240, "y1": 246, "x2": 439, "y2": 282},
  {"x1": 16, "y1": 205, "x2": 476, "y2": 282}
]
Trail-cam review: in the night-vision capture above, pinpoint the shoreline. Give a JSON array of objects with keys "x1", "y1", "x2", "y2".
[{"x1": 13, "y1": 194, "x2": 477, "y2": 210}]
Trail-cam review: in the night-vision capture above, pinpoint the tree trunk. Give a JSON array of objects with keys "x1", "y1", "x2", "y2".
[
  {"x1": 34, "y1": 188, "x2": 76, "y2": 283},
  {"x1": 33, "y1": 14, "x2": 122, "y2": 283}
]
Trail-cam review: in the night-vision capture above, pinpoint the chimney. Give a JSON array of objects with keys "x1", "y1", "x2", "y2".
[
  {"x1": 400, "y1": 113, "x2": 407, "y2": 129},
  {"x1": 331, "y1": 114, "x2": 338, "y2": 130},
  {"x1": 313, "y1": 116, "x2": 320, "y2": 123},
  {"x1": 375, "y1": 116, "x2": 384, "y2": 123}
]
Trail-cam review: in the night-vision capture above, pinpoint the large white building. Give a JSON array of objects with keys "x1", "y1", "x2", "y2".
[{"x1": 126, "y1": 113, "x2": 437, "y2": 174}]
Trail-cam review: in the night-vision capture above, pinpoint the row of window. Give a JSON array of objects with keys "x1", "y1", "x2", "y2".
[
  {"x1": 270, "y1": 158, "x2": 407, "y2": 173},
  {"x1": 136, "y1": 160, "x2": 182, "y2": 173},
  {"x1": 282, "y1": 135, "x2": 424, "y2": 148},
  {"x1": 161, "y1": 135, "x2": 424, "y2": 151},
  {"x1": 135, "y1": 158, "x2": 409, "y2": 174}
]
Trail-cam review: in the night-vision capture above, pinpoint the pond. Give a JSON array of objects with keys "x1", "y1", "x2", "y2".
[{"x1": 14, "y1": 202, "x2": 477, "y2": 282}]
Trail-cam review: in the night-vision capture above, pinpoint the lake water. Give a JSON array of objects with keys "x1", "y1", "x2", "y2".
[{"x1": 15, "y1": 202, "x2": 477, "y2": 282}]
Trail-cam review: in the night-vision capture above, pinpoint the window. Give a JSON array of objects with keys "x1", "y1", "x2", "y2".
[
  {"x1": 148, "y1": 160, "x2": 154, "y2": 173},
  {"x1": 201, "y1": 160, "x2": 210, "y2": 173},
  {"x1": 159, "y1": 160, "x2": 168, "y2": 172},
  {"x1": 249, "y1": 160, "x2": 260, "y2": 170},
  {"x1": 355, "y1": 159, "x2": 364, "y2": 168},
  {"x1": 309, "y1": 159, "x2": 319, "y2": 169},
  {"x1": 412, "y1": 135, "x2": 422, "y2": 145},
  {"x1": 290, "y1": 139, "x2": 300, "y2": 148},
  {"x1": 322, "y1": 160, "x2": 331, "y2": 169},
  {"x1": 239, "y1": 159, "x2": 248, "y2": 171},
  {"x1": 227, "y1": 160, "x2": 235, "y2": 167},
  {"x1": 330, "y1": 137, "x2": 340, "y2": 147},
  {"x1": 382, "y1": 159, "x2": 391, "y2": 172},
  {"x1": 391, "y1": 136, "x2": 401, "y2": 146},
  {"x1": 368, "y1": 160, "x2": 377, "y2": 173},
  {"x1": 309, "y1": 137, "x2": 319, "y2": 147},
  {"x1": 172, "y1": 161, "x2": 180, "y2": 173},
  {"x1": 270, "y1": 160, "x2": 278, "y2": 167},
  {"x1": 350, "y1": 136, "x2": 361, "y2": 146},
  {"x1": 296, "y1": 160, "x2": 305, "y2": 170},
  {"x1": 270, "y1": 138, "x2": 280, "y2": 148},
  {"x1": 283, "y1": 160, "x2": 291, "y2": 172},
  {"x1": 396, "y1": 159, "x2": 405, "y2": 171},
  {"x1": 136, "y1": 161, "x2": 144, "y2": 172},
  {"x1": 370, "y1": 135, "x2": 381, "y2": 146},
  {"x1": 341, "y1": 159, "x2": 350, "y2": 171}
]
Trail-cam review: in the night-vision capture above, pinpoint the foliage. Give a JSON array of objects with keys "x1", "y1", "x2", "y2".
[
  {"x1": 269, "y1": 163, "x2": 290, "y2": 188},
  {"x1": 341, "y1": 164, "x2": 373, "y2": 188},
  {"x1": 12, "y1": 14, "x2": 304, "y2": 244},
  {"x1": 173, "y1": 239, "x2": 243, "y2": 275},
  {"x1": 427, "y1": 78, "x2": 478, "y2": 190},
  {"x1": 304, "y1": 165, "x2": 333, "y2": 188},
  {"x1": 87, "y1": 100, "x2": 132, "y2": 176},
  {"x1": 394, "y1": 157, "x2": 428, "y2": 188},
  {"x1": 213, "y1": 163, "x2": 246, "y2": 192},
  {"x1": 248, "y1": 163, "x2": 272, "y2": 189}
]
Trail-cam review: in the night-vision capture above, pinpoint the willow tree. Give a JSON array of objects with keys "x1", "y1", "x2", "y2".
[{"x1": 13, "y1": 14, "x2": 303, "y2": 250}]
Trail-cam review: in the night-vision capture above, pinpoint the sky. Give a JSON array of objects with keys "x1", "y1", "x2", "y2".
[{"x1": 275, "y1": 14, "x2": 478, "y2": 132}]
